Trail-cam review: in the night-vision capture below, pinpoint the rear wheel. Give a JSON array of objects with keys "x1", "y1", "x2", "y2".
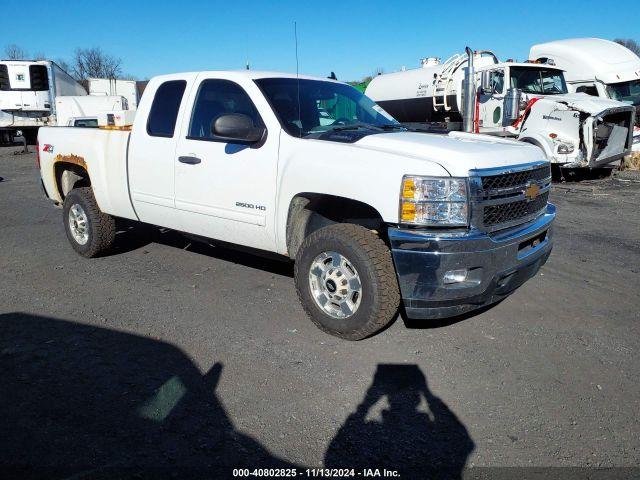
[
  {"x1": 294, "y1": 223, "x2": 400, "y2": 340},
  {"x1": 63, "y1": 187, "x2": 116, "y2": 258}
]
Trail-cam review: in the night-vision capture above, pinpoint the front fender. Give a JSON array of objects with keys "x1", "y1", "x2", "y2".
[
  {"x1": 274, "y1": 133, "x2": 450, "y2": 254},
  {"x1": 517, "y1": 133, "x2": 553, "y2": 160}
]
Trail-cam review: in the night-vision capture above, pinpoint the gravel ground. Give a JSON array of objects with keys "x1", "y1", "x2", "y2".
[{"x1": 1, "y1": 146, "x2": 639, "y2": 478}]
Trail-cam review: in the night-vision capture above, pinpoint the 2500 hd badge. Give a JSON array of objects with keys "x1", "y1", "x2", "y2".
[{"x1": 236, "y1": 201, "x2": 266, "y2": 211}]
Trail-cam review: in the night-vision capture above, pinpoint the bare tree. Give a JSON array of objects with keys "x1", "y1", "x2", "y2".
[
  {"x1": 33, "y1": 51, "x2": 47, "y2": 61},
  {"x1": 55, "y1": 59, "x2": 72, "y2": 75},
  {"x1": 4, "y1": 44, "x2": 28, "y2": 60},
  {"x1": 70, "y1": 47, "x2": 122, "y2": 81},
  {"x1": 614, "y1": 38, "x2": 640, "y2": 56}
]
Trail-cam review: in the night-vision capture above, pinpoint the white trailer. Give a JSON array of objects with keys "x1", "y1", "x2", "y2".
[
  {"x1": 87, "y1": 78, "x2": 139, "y2": 110},
  {"x1": 530, "y1": 38, "x2": 640, "y2": 152},
  {"x1": 55, "y1": 95, "x2": 128, "y2": 127},
  {"x1": 0, "y1": 60, "x2": 133, "y2": 145},
  {"x1": 366, "y1": 48, "x2": 635, "y2": 168},
  {"x1": 0, "y1": 60, "x2": 87, "y2": 143}
]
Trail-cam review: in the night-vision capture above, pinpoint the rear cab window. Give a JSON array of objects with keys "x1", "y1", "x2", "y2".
[{"x1": 147, "y1": 80, "x2": 187, "y2": 137}]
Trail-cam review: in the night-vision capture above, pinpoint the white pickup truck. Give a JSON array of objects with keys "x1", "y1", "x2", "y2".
[{"x1": 37, "y1": 71, "x2": 555, "y2": 339}]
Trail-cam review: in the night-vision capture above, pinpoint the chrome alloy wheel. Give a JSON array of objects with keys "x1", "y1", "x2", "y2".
[
  {"x1": 308, "y1": 251, "x2": 362, "y2": 319},
  {"x1": 68, "y1": 203, "x2": 89, "y2": 245}
]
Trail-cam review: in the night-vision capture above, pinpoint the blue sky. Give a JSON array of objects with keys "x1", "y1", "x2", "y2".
[{"x1": 3, "y1": 0, "x2": 638, "y2": 81}]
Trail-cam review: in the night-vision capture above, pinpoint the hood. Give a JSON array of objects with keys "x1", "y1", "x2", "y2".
[
  {"x1": 354, "y1": 131, "x2": 545, "y2": 177},
  {"x1": 524, "y1": 92, "x2": 632, "y2": 115}
]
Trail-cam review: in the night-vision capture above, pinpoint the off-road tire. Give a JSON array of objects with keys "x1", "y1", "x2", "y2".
[
  {"x1": 294, "y1": 223, "x2": 400, "y2": 340},
  {"x1": 63, "y1": 187, "x2": 116, "y2": 258}
]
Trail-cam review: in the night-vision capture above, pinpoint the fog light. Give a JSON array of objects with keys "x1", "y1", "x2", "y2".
[{"x1": 443, "y1": 269, "x2": 468, "y2": 284}]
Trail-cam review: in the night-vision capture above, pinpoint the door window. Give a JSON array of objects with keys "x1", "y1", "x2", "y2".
[
  {"x1": 188, "y1": 79, "x2": 263, "y2": 140},
  {"x1": 489, "y1": 70, "x2": 505, "y2": 94},
  {"x1": 146, "y1": 80, "x2": 187, "y2": 137}
]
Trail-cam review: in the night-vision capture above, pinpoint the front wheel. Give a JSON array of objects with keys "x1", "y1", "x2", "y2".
[
  {"x1": 63, "y1": 187, "x2": 116, "y2": 258},
  {"x1": 294, "y1": 224, "x2": 400, "y2": 340}
]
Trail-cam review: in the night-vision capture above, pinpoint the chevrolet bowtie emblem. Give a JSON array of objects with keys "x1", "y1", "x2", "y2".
[{"x1": 524, "y1": 182, "x2": 540, "y2": 201}]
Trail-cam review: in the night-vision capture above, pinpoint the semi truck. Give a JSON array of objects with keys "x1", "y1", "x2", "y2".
[
  {"x1": 365, "y1": 48, "x2": 635, "y2": 168},
  {"x1": 0, "y1": 59, "x2": 128, "y2": 145},
  {"x1": 529, "y1": 38, "x2": 640, "y2": 152},
  {"x1": 37, "y1": 70, "x2": 554, "y2": 340}
]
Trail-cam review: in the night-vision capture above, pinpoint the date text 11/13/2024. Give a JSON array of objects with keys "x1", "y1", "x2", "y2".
[{"x1": 232, "y1": 468, "x2": 400, "y2": 477}]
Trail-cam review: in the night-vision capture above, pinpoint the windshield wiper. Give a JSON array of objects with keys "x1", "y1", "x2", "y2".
[
  {"x1": 378, "y1": 124, "x2": 406, "y2": 130},
  {"x1": 328, "y1": 122, "x2": 383, "y2": 132}
]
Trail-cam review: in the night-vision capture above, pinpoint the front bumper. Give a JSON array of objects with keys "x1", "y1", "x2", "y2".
[{"x1": 388, "y1": 204, "x2": 556, "y2": 319}]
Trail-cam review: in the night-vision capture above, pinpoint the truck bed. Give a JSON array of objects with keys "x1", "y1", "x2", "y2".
[{"x1": 38, "y1": 126, "x2": 137, "y2": 221}]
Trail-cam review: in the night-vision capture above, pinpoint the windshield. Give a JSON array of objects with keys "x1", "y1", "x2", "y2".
[
  {"x1": 510, "y1": 67, "x2": 568, "y2": 95},
  {"x1": 606, "y1": 80, "x2": 640, "y2": 106},
  {"x1": 255, "y1": 78, "x2": 400, "y2": 138}
]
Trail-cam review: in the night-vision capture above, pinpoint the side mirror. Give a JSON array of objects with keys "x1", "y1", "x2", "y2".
[
  {"x1": 504, "y1": 88, "x2": 522, "y2": 122},
  {"x1": 212, "y1": 113, "x2": 265, "y2": 144},
  {"x1": 480, "y1": 71, "x2": 493, "y2": 95}
]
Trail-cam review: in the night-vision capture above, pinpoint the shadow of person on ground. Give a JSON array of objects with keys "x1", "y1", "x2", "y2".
[
  {"x1": 325, "y1": 364, "x2": 474, "y2": 479},
  {"x1": 0, "y1": 312, "x2": 300, "y2": 479}
]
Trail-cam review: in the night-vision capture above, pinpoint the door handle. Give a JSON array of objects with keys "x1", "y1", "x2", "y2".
[{"x1": 178, "y1": 156, "x2": 202, "y2": 165}]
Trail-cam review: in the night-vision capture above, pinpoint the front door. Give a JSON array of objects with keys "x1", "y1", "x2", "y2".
[
  {"x1": 478, "y1": 68, "x2": 506, "y2": 133},
  {"x1": 174, "y1": 76, "x2": 279, "y2": 251}
]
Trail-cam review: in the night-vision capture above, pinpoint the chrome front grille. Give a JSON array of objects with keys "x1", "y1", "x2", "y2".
[
  {"x1": 483, "y1": 191, "x2": 549, "y2": 227},
  {"x1": 469, "y1": 162, "x2": 552, "y2": 232},
  {"x1": 481, "y1": 164, "x2": 551, "y2": 191}
]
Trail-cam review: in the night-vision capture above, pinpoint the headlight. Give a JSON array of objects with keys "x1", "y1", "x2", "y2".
[
  {"x1": 399, "y1": 176, "x2": 469, "y2": 226},
  {"x1": 557, "y1": 143, "x2": 575, "y2": 154}
]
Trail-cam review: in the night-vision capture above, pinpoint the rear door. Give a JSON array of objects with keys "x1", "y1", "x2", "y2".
[
  {"x1": 173, "y1": 74, "x2": 279, "y2": 251},
  {"x1": 128, "y1": 75, "x2": 195, "y2": 230}
]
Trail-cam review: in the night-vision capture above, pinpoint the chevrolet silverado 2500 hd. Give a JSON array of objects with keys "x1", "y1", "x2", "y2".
[{"x1": 37, "y1": 71, "x2": 555, "y2": 340}]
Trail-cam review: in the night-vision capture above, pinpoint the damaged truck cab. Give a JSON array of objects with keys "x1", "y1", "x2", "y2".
[
  {"x1": 530, "y1": 38, "x2": 640, "y2": 153},
  {"x1": 498, "y1": 72, "x2": 635, "y2": 168}
]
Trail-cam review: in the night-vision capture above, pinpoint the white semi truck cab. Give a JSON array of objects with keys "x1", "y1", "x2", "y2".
[
  {"x1": 37, "y1": 70, "x2": 555, "y2": 340},
  {"x1": 366, "y1": 49, "x2": 635, "y2": 167},
  {"x1": 530, "y1": 38, "x2": 640, "y2": 152}
]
